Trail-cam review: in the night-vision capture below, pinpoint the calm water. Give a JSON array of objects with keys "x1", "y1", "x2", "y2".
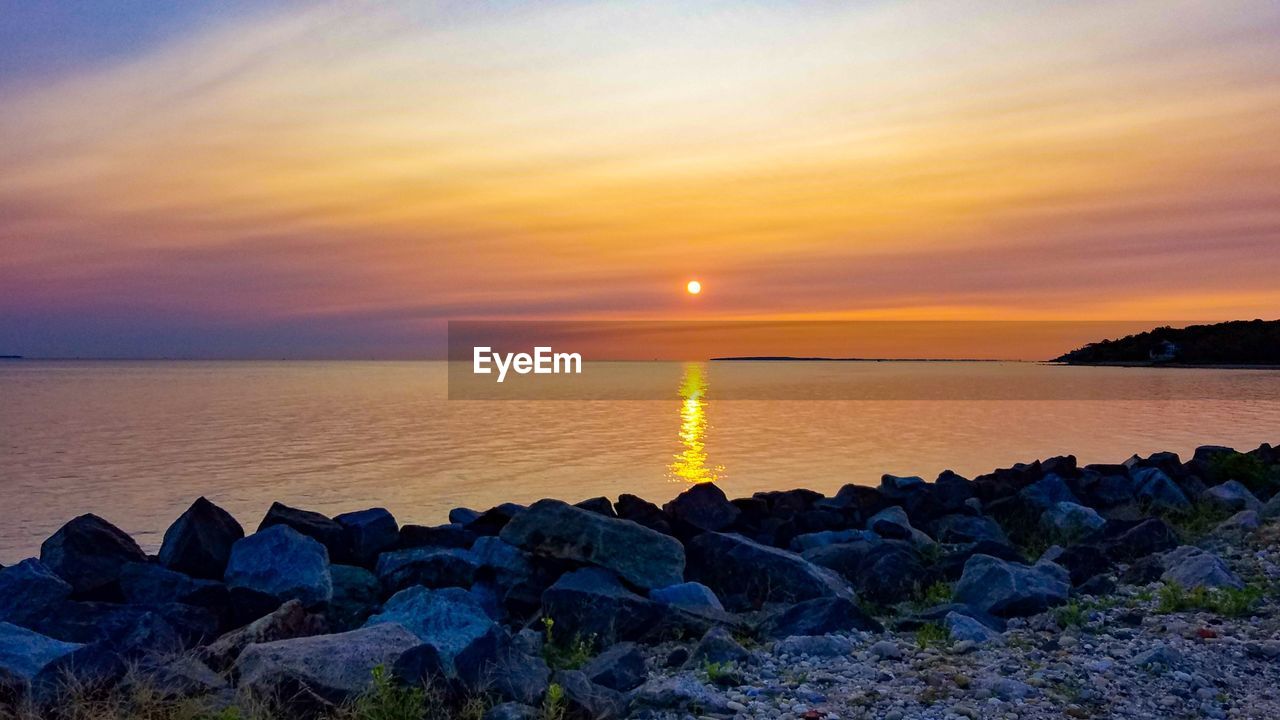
[{"x1": 2, "y1": 360, "x2": 1278, "y2": 561}]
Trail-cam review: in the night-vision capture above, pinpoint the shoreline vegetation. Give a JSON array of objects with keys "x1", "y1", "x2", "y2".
[
  {"x1": 1055, "y1": 319, "x2": 1280, "y2": 367},
  {"x1": 2, "y1": 444, "x2": 1279, "y2": 719}
]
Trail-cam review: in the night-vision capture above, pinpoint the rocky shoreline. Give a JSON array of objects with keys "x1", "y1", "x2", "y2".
[{"x1": 2, "y1": 444, "x2": 1279, "y2": 720}]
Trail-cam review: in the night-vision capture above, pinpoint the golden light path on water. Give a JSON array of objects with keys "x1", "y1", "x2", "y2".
[{"x1": 668, "y1": 362, "x2": 725, "y2": 484}]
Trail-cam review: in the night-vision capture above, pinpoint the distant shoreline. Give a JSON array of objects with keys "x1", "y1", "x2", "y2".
[
  {"x1": 1052, "y1": 361, "x2": 1280, "y2": 370},
  {"x1": 709, "y1": 356, "x2": 1009, "y2": 363}
]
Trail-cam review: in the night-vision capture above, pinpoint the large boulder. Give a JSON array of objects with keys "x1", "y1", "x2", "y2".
[
  {"x1": 686, "y1": 626, "x2": 750, "y2": 667},
  {"x1": 235, "y1": 623, "x2": 419, "y2": 706},
  {"x1": 328, "y1": 565, "x2": 381, "y2": 631},
  {"x1": 540, "y1": 568, "x2": 723, "y2": 646},
  {"x1": 1161, "y1": 547, "x2": 1244, "y2": 590},
  {"x1": 649, "y1": 582, "x2": 724, "y2": 613},
  {"x1": 39, "y1": 514, "x2": 146, "y2": 599},
  {"x1": 224, "y1": 525, "x2": 333, "y2": 608},
  {"x1": 201, "y1": 599, "x2": 327, "y2": 672},
  {"x1": 1133, "y1": 468, "x2": 1191, "y2": 513},
  {"x1": 613, "y1": 494, "x2": 673, "y2": 535},
  {"x1": 1040, "y1": 502, "x2": 1105, "y2": 541},
  {"x1": 1019, "y1": 474, "x2": 1080, "y2": 510},
  {"x1": 1041, "y1": 544, "x2": 1110, "y2": 587},
  {"x1": 333, "y1": 508, "x2": 399, "y2": 566},
  {"x1": 757, "y1": 597, "x2": 882, "y2": 638},
  {"x1": 1102, "y1": 519, "x2": 1179, "y2": 563},
  {"x1": 374, "y1": 547, "x2": 478, "y2": 595},
  {"x1": 866, "y1": 506, "x2": 935, "y2": 547},
  {"x1": 953, "y1": 554, "x2": 1069, "y2": 617},
  {"x1": 686, "y1": 532, "x2": 852, "y2": 611},
  {"x1": 158, "y1": 497, "x2": 244, "y2": 580},
  {"x1": 500, "y1": 499, "x2": 684, "y2": 590},
  {"x1": 399, "y1": 523, "x2": 476, "y2": 550},
  {"x1": 582, "y1": 642, "x2": 646, "y2": 692},
  {"x1": 663, "y1": 483, "x2": 740, "y2": 534},
  {"x1": 803, "y1": 538, "x2": 923, "y2": 605},
  {"x1": 1201, "y1": 481, "x2": 1262, "y2": 513},
  {"x1": 259, "y1": 502, "x2": 350, "y2": 563},
  {"x1": 929, "y1": 515, "x2": 1007, "y2": 544},
  {"x1": 0, "y1": 622, "x2": 83, "y2": 684},
  {"x1": 0, "y1": 559, "x2": 72, "y2": 627},
  {"x1": 944, "y1": 611, "x2": 1003, "y2": 646},
  {"x1": 364, "y1": 586, "x2": 498, "y2": 672},
  {"x1": 553, "y1": 669, "x2": 626, "y2": 720}
]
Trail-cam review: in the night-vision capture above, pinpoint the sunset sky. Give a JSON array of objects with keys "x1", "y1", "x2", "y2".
[{"x1": 2, "y1": 0, "x2": 1279, "y2": 358}]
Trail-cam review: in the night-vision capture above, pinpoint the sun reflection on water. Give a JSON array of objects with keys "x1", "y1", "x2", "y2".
[{"x1": 667, "y1": 362, "x2": 725, "y2": 483}]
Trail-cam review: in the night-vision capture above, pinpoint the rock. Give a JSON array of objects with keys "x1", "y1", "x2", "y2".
[
  {"x1": 118, "y1": 562, "x2": 229, "y2": 607},
  {"x1": 930, "y1": 515, "x2": 1007, "y2": 544},
  {"x1": 500, "y1": 499, "x2": 685, "y2": 590},
  {"x1": 686, "y1": 532, "x2": 852, "y2": 611},
  {"x1": 866, "y1": 506, "x2": 935, "y2": 546},
  {"x1": 1215, "y1": 510, "x2": 1261, "y2": 536},
  {"x1": 804, "y1": 538, "x2": 923, "y2": 604},
  {"x1": 613, "y1": 494, "x2": 673, "y2": 535},
  {"x1": 757, "y1": 597, "x2": 882, "y2": 638},
  {"x1": 364, "y1": 586, "x2": 498, "y2": 672},
  {"x1": 553, "y1": 669, "x2": 625, "y2": 720},
  {"x1": 1041, "y1": 501, "x2": 1106, "y2": 541},
  {"x1": 896, "y1": 603, "x2": 1006, "y2": 633},
  {"x1": 131, "y1": 655, "x2": 226, "y2": 698},
  {"x1": 328, "y1": 565, "x2": 381, "y2": 631},
  {"x1": 953, "y1": 554, "x2": 1069, "y2": 617},
  {"x1": 463, "y1": 503, "x2": 527, "y2": 536},
  {"x1": 333, "y1": 508, "x2": 399, "y2": 566},
  {"x1": 399, "y1": 523, "x2": 477, "y2": 550},
  {"x1": 0, "y1": 559, "x2": 72, "y2": 627},
  {"x1": 869, "y1": 640, "x2": 901, "y2": 660},
  {"x1": 1133, "y1": 468, "x2": 1191, "y2": 513},
  {"x1": 157, "y1": 497, "x2": 245, "y2": 580},
  {"x1": 630, "y1": 675, "x2": 731, "y2": 715},
  {"x1": 483, "y1": 703, "x2": 538, "y2": 720},
  {"x1": 1104, "y1": 519, "x2": 1179, "y2": 563},
  {"x1": 1131, "y1": 643, "x2": 1184, "y2": 671},
  {"x1": 774, "y1": 635, "x2": 854, "y2": 657},
  {"x1": 583, "y1": 642, "x2": 646, "y2": 691},
  {"x1": 1040, "y1": 544, "x2": 1110, "y2": 586},
  {"x1": 201, "y1": 599, "x2": 327, "y2": 672},
  {"x1": 663, "y1": 483, "x2": 740, "y2": 533},
  {"x1": 1161, "y1": 547, "x2": 1244, "y2": 590},
  {"x1": 259, "y1": 502, "x2": 350, "y2": 564},
  {"x1": 224, "y1": 525, "x2": 332, "y2": 608},
  {"x1": 374, "y1": 546, "x2": 478, "y2": 595},
  {"x1": 39, "y1": 514, "x2": 146, "y2": 598},
  {"x1": 1020, "y1": 474, "x2": 1081, "y2": 510},
  {"x1": 541, "y1": 568, "x2": 721, "y2": 646},
  {"x1": 789, "y1": 529, "x2": 875, "y2": 551},
  {"x1": 984, "y1": 677, "x2": 1037, "y2": 700},
  {"x1": 1262, "y1": 492, "x2": 1280, "y2": 521},
  {"x1": 0, "y1": 622, "x2": 83, "y2": 683},
  {"x1": 449, "y1": 508, "x2": 482, "y2": 526},
  {"x1": 235, "y1": 623, "x2": 419, "y2": 705},
  {"x1": 1201, "y1": 481, "x2": 1262, "y2": 513},
  {"x1": 649, "y1": 582, "x2": 724, "y2": 612},
  {"x1": 686, "y1": 627, "x2": 750, "y2": 666},
  {"x1": 944, "y1": 611, "x2": 1003, "y2": 646},
  {"x1": 574, "y1": 496, "x2": 617, "y2": 517},
  {"x1": 1078, "y1": 472, "x2": 1136, "y2": 509}
]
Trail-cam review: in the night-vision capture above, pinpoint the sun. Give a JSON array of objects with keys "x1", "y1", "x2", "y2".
[{"x1": 686, "y1": 280, "x2": 702, "y2": 295}]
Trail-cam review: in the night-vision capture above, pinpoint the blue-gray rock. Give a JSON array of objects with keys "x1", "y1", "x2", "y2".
[
  {"x1": 929, "y1": 515, "x2": 1008, "y2": 545},
  {"x1": 1040, "y1": 501, "x2": 1106, "y2": 541},
  {"x1": 329, "y1": 564, "x2": 381, "y2": 631},
  {"x1": 399, "y1": 523, "x2": 477, "y2": 550},
  {"x1": 500, "y1": 499, "x2": 684, "y2": 590},
  {"x1": 953, "y1": 554, "x2": 1069, "y2": 617},
  {"x1": 464, "y1": 645, "x2": 550, "y2": 706},
  {"x1": 757, "y1": 597, "x2": 882, "y2": 638},
  {"x1": 896, "y1": 603, "x2": 1006, "y2": 632},
  {"x1": 1160, "y1": 547, "x2": 1244, "y2": 590},
  {"x1": 866, "y1": 506, "x2": 935, "y2": 546},
  {"x1": 583, "y1": 642, "x2": 646, "y2": 692},
  {"x1": 364, "y1": 586, "x2": 497, "y2": 672},
  {"x1": 1133, "y1": 468, "x2": 1191, "y2": 512},
  {"x1": 686, "y1": 627, "x2": 750, "y2": 666},
  {"x1": 40, "y1": 514, "x2": 146, "y2": 598},
  {"x1": 0, "y1": 559, "x2": 72, "y2": 627},
  {"x1": 1201, "y1": 481, "x2": 1262, "y2": 513},
  {"x1": 468, "y1": 537, "x2": 534, "y2": 587},
  {"x1": 1019, "y1": 474, "x2": 1081, "y2": 510},
  {"x1": 1262, "y1": 492, "x2": 1280, "y2": 521},
  {"x1": 224, "y1": 525, "x2": 332, "y2": 608},
  {"x1": 649, "y1": 582, "x2": 724, "y2": 612},
  {"x1": 334, "y1": 508, "x2": 399, "y2": 566},
  {"x1": 235, "y1": 623, "x2": 419, "y2": 704},
  {"x1": 158, "y1": 497, "x2": 244, "y2": 580},
  {"x1": 630, "y1": 675, "x2": 732, "y2": 715},
  {"x1": 482, "y1": 703, "x2": 538, "y2": 720},
  {"x1": 984, "y1": 677, "x2": 1037, "y2": 700},
  {"x1": 944, "y1": 611, "x2": 1003, "y2": 646},
  {"x1": 0, "y1": 622, "x2": 83, "y2": 682},
  {"x1": 541, "y1": 568, "x2": 724, "y2": 646},
  {"x1": 1131, "y1": 643, "x2": 1184, "y2": 671},
  {"x1": 789, "y1": 529, "x2": 876, "y2": 551},
  {"x1": 687, "y1": 532, "x2": 853, "y2": 611},
  {"x1": 200, "y1": 599, "x2": 327, "y2": 672},
  {"x1": 804, "y1": 538, "x2": 924, "y2": 605},
  {"x1": 449, "y1": 507, "x2": 482, "y2": 526},
  {"x1": 663, "y1": 483, "x2": 740, "y2": 533},
  {"x1": 374, "y1": 546, "x2": 478, "y2": 595},
  {"x1": 118, "y1": 562, "x2": 230, "y2": 609},
  {"x1": 553, "y1": 669, "x2": 625, "y2": 720},
  {"x1": 1215, "y1": 510, "x2": 1261, "y2": 536},
  {"x1": 775, "y1": 635, "x2": 854, "y2": 657},
  {"x1": 574, "y1": 496, "x2": 617, "y2": 518},
  {"x1": 259, "y1": 502, "x2": 350, "y2": 564},
  {"x1": 1040, "y1": 544, "x2": 1110, "y2": 586}
]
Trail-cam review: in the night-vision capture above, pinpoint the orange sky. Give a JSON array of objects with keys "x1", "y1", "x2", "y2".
[{"x1": 1, "y1": 1, "x2": 1278, "y2": 358}]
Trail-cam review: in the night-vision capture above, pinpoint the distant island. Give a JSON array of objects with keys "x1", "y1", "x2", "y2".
[
  {"x1": 710, "y1": 356, "x2": 1000, "y2": 362},
  {"x1": 0, "y1": 355, "x2": 22, "y2": 360},
  {"x1": 1055, "y1": 319, "x2": 1280, "y2": 366}
]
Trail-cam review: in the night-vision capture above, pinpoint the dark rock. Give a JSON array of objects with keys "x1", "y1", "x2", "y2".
[
  {"x1": 334, "y1": 508, "x2": 399, "y2": 566},
  {"x1": 1161, "y1": 546, "x2": 1243, "y2": 589},
  {"x1": 374, "y1": 547, "x2": 478, "y2": 595},
  {"x1": 583, "y1": 642, "x2": 645, "y2": 692},
  {"x1": 929, "y1": 514, "x2": 1007, "y2": 544},
  {"x1": 790, "y1": 529, "x2": 875, "y2": 551},
  {"x1": 895, "y1": 603, "x2": 1006, "y2": 632},
  {"x1": 119, "y1": 562, "x2": 229, "y2": 606},
  {"x1": 0, "y1": 622, "x2": 83, "y2": 684},
  {"x1": 40, "y1": 514, "x2": 146, "y2": 599},
  {"x1": 0, "y1": 559, "x2": 72, "y2": 628},
  {"x1": 1019, "y1": 474, "x2": 1081, "y2": 510},
  {"x1": 953, "y1": 554, "x2": 1069, "y2": 617},
  {"x1": 931, "y1": 540, "x2": 1024, "y2": 581},
  {"x1": 483, "y1": 703, "x2": 538, "y2": 720},
  {"x1": 804, "y1": 538, "x2": 923, "y2": 605},
  {"x1": 130, "y1": 655, "x2": 226, "y2": 699},
  {"x1": 1041, "y1": 545, "x2": 1110, "y2": 587},
  {"x1": 235, "y1": 623, "x2": 419, "y2": 706},
  {"x1": 464, "y1": 503, "x2": 526, "y2": 536},
  {"x1": 757, "y1": 597, "x2": 883, "y2": 638},
  {"x1": 540, "y1": 568, "x2": 724, "y2": 646},
  {"x1": 1103, "y1": 519, "x2": 1179, "y2": 563},
  {"x1": 1121, "y1": 555, "x2": 1166, "y2": 585},
  {"x1": 399, "y1": 523, "x2": 477, "y2": 551},
  {"x1": 649, "y1": 582, "x2": 724, "y2": 612},
  {"x1": 614, "y1": 494, "x2": 673, "y2": 535},
  {"x1": 460, "y1": 642, "x2": 549, "y2": 706},
  {"x1": 1040, "y1": 501, "x2": 1106, "y2": 541},
  {"x1": 663, "y1": 483, "x2": 740, "y2": 534},
  {"x1": 1201, "y1": 481, "x2": 1262, "y2": 513},
  {"x1": 1077, "y1": 574, "x2": 1115, "y2": 596},
  {"x1": 449, "y1": 507, "x2": 481, "y2": 526},
  {"x1": 224, "y1": 525, "x2": 332, "y2": 608},
  {"x1": 553, "y1": 669, "x2": 625, "y2": 720},
  {"x1": 664, "y1": 647, "x2": 690, "y2": 668},
  {"x1": 753, "y1": 488, "x2": 824, "y2": 517},
  {"x1": 574, "y1": 497, "x2": 617, "y2": 518},
  {"x1": 158, "y1": 497, "x2": 244, "y2": 580},
  {"x1": 500, "y1": 499, "x2": 685, "y2": 590},
  {"x1": 1132, "y1": 468, "x2": 1191, "y2": 513},
  {"x1": 1077, "y1": 473, "x2": 1135, "y2": 509},
  {"x1": 259, "y1": 502, "x2": 350, "y2": 564},
  {"x1": 933, "y1": 471, "x2": 976, "y2": 513},
  {"x1": 200, "y1": 599, "x2": 328, "y2": 672},
  {"x1": 630, "y1": 675, "x2": 731, "y2": 715},
  {"x1": 329, "y1": 565, "x2": 381, "y2": 631},
  {"x1": 866, "y1": 506, "x2": 934, "y2": 546},
  {"x1": 364, "y1": 586, "x2": 498, "y2": 672},
  {"x1": 687, "y1": 532, "x2": 852, "y2": 611},
  {"x1": 686, "y1": 626, "x2": 750, "y2": 666}
]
